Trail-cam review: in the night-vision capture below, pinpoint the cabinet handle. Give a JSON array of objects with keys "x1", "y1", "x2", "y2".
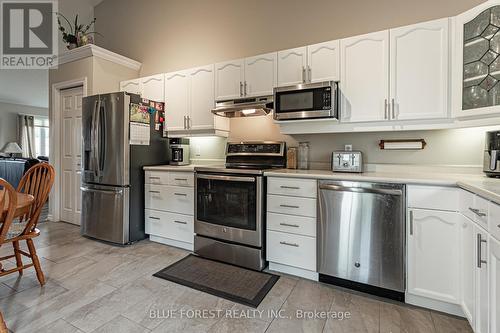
[
  {"x1": 244, "y1": 81, "x2": 248, "y2": 96},
  {"x1": 149, "y1": 190, "x2": 161, "y2": 194},
  {"x1": 149, "y1": 176, "x2": 160, "y2": 179},
  {"x1": 239, "y1": 81, "x2": 243, "y2": 97},
  {"x1": 469, "y1": 207, "x2": 487, "y2": 217},
  {"x1": 174, "y1": 178, "x2": 188, "y2": 181},
  {"x1": 280, "y1": 204, "x2": 299, "y2": 209},
  {"x1": 280, "y1": 223, "x2": 300, "y2": 228},
  {"x1": 280, "y1": 241, "x2": 299, "y2": 247},
  {"x1": 477, "y1": 233, "x2": 487, "y2": 268},
  {"x1": 174, "y1": 193, "x2": 188, "y2": 196},
  {"x1": 409, "y1": 210, "x2": 414, "y2": 235},
  {"x1": 174, "y1": 220, "x2": 187, "y2": 225},
  {"x1": 391, "y1": 98, "x2": 395, "y2": 119},
  {"x1": 307, "y1": 66, "x2": 312, "y2": 83},
  {"x1": 149, "y1": 216, "x2": 160, "y2": 220},
  {"x1": 302, "y1": 67, "x2": 306, "y2": 83},
  {"x1": 497, "y1": 224, "x2": 500, "y2": 229},
  {"x1": 384, "y1": 99, "x2": 388, "y2": 120},
  {"x1": 280, "y1": 185, "x2": 300, "y2": 190}
]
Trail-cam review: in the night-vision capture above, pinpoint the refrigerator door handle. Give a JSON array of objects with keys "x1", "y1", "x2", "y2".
[
  {"x1": 92, "y1": 99, "x2": 100, "y2": 178},
  {"x1": 99, "y1": 100, "x2": 107, "y2": 175}
]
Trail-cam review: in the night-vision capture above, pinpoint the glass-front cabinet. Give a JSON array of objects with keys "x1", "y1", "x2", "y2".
[{"x1": 455, "y1": 1, "x2": 500, "y2": 117}]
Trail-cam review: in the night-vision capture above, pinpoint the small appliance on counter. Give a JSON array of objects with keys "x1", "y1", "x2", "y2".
[
  {"x1": 169, "y1": 138, "x2": 190, "y2": 165},
  {"x1": 484, "y1": 130, "x2": 500, "y2": 177},
  {"x1": 332, "y1": 150, "x2": 363, "y2": 173}
]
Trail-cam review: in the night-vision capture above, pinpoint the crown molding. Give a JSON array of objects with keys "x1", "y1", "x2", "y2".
[{"x1": 54, "y1": 44, "x2": 142, "y2": 71}]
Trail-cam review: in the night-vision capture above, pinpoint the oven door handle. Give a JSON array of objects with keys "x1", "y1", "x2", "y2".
[{"x1": 196, "y1": 174, "x2": 256, "y2": 183}]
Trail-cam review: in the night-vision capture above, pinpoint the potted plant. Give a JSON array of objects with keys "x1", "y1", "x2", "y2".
[{"x1": 57, "y1": 13, "x2": 102, "y2": 49}]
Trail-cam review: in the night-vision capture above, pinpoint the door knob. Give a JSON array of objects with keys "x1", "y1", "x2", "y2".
[{"x1": 354, "y1": 262, "x2": 361, "y2": 268}]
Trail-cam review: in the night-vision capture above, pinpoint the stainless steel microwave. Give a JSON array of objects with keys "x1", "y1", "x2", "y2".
[{"x1": 273, "y1": 81, "x2": 338, "y2": 121}]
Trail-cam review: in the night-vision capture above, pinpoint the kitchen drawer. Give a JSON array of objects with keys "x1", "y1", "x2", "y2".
[
  {"x1": 145, "y1": 171, "x2": 169, "y2": 185},
  {"x1": 267, "y1": 230, "x2": 316, "y2": 271},
  {"x1": 459, "y1": 189, "x2": 475, "y2": 221},
  {"x1": 267, "y1": 194, "x2": 317, "y2": 218},
  {"x1": 267, "y1": 212, "x2": 316, "y2": 237},
  {"x1": 267, "y1": 177, "x2": 317, "y2": 198},
  {"x1": 489, "y1": 201, "x2": 500, "y2": 241},
  {"x1": 407, "y1": 185, "x2": 459, "y2": 211},
  {"x1": 473, "y1": 195, "x2": 489, "y2": 229},
  {"x1": 145, "y1": 209, "x2": 193, "y2": 244},
  {"x1": 168, "y1": 172, "x2": 194, "y2": 187},
  {"x1": 145, "y1": 184, "x2": 194, "y2": 215}
]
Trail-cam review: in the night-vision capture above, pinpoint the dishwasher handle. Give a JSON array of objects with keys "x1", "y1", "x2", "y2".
[{"x1": 319, "y1": 184, "x2": 403, "y2": 196}]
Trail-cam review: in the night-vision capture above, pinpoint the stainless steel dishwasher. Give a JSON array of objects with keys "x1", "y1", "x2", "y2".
[{"x1": 318, "y1": 180, "x2": 405, "y2": 301}]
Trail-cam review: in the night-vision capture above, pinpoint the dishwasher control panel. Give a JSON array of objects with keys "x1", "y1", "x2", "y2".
[{"x1": 332, "y1": 151, "x2": 363, "y2": 173}]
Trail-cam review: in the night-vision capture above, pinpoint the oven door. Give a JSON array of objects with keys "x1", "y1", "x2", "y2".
[
  {"x1": 273, "y1": 81, "x2": 337, "y2": 120},
  {"x1": 195, "y1": 173, "x2": 263, "y2": 247}
]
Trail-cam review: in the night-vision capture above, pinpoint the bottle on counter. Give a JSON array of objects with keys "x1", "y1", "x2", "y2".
[
  {"x1": 286, "y1": 147, "x2": 298, "y2": 169},
  {"x1": 298, "y1": 142, "x2": 310, "y2": 170}
]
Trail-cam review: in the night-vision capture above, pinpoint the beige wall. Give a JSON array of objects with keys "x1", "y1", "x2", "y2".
[{"x1": 95, "y1": 0, "x2": 485, "y2": 76}]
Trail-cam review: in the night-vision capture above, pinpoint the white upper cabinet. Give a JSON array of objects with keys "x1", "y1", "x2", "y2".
[
  {"x1": 141, "y1": 74, "x2": 164, "y2": 101},
  {"x1": 119, "y1": 79, "x2": 142, "y2": 95},
  {"x1": 340, "y1": 30, "x2": 390, "y2": 122},
  {"x1": 244, "y1": 52, "x2": 277, "y2": 97},
  {"x1": 215, "y1": 59, "x2": 245, "y2": 100},
  {"x1": 307, "y1": 40, "x2": 340, "y2": 83},
  {"x1": 390, "y1": 18, "x2": 449, "y2": 120},
  {"x1": 188, "y1": 65, "x2": 217, "y2": 130},
  {"x1": 164, "y1": 70, "x2": 190, "y2": 132},
  {"x1": 454, "y1": 1, "x2": 500, "y2": 118},
  {"x1": 407, "y1": 209, "x2": 461, "y2": 305},
  {"x1": 277, "y1": 47, "x2": 308, "y2": 86}
]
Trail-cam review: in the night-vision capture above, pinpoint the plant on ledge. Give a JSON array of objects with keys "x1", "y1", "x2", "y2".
[{"x1": 56, "y1": 13, "x2": 102, "y2": 50}]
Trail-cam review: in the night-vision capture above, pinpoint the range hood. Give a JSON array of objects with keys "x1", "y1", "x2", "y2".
[{"x1": 211, "y1": 95, "x2": 273, "y2": 118}]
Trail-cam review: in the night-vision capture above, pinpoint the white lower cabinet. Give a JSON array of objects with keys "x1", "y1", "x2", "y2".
[
  {"x1": 461, "y1": 215, "x2": 476, "y2": 326},
  {"x1": 144, "y1": 170, "x2": 194, "y2": 250},
  {"x1": 476, "y1": 227, "x2": 489, "y2": 333},
  {"x1": 489, "y1": 235, "x2": 500, "y2": 333},
  {"x1": 407, "y1": 209, "x2": 461, "y2": 305},
  {"x1": 266, "y1": 177, "x2": 318, "y2": 280}
]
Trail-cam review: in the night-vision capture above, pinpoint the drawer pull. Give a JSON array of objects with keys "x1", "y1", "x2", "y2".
[
  {"x1": 174, "y1": 193, "x2": 188, "y2": 197},
  {"x1": 279, "y1": 241, "x2": 299, "y2": 247},
  {"x1": 149, "y1": 176, "x2": 160, "y2": 179},
  {"x1": 280, "y1": 186, "x2": 300, "y2": 190},
  {"x1": 469, "y1": 207, "x2": 487, "y2": 217},
  {"x1": 149, "y1": 191, "x2": 161, "y2": 194},
  {"x1": 149, "y1": 216, "x2": 160, "y2": 220},
  {"x1": 497, "y1": 224, "x2": 500, "y2": 229},
  {"x1": 280, "y1": 204, "x2": 299, "y2": 209},
  {"x1": 280, "y1": 223, "x2": 299, "y2": 228},
  {"x1": 174, "y1": 220, "x2": 187, "y2": 225},
  {"x1": 174, "y1": 178, "x2": 188, "y2": 181}
]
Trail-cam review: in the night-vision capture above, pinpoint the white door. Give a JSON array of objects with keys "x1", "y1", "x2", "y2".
[
  {"x1": 164, "y1": 70, "x2": 189, "y2": 132},
  {"x1": 488, "y1": 235, "x2": 499, "y2": 333},
  {"x1": 141, "y1": 74, "x2": 164, "y2": 101},
  {"x1": 277, "y1": 46, "x2": 307, "y2": 87},
  {"x1": 189, "y1": 65, "x2": 215, "y2": 130},
  {"x1": 407, "y1": 209, "x2": 460, "y2": 304},
  {"x1": 340, "y1": 30, "x2": 389, "y2": 122},
  {"x1": 214, "y1": 59, "x2": 244, "y2": 101},
  {"x1": 119, "y1": 79, "x2": 142, "y2": 95},
  {"x1": 307, "y1": 40, "x2": 340, "y2": 83},
  {"x1": 60, "y1": 86, "x2": 83, "y2": 225},
  {"x1": 390, "y1": 18, "x2": 449, "y2": 121},
  {"x1": 476, "y1": 227, "x2": 489, "y2": 333},
  {"x1": 461, "y1": 215, "x2": 476, "y2": 325},
  {"x1": 244, "y1": 52, "x2": 277, "y2": 97}
]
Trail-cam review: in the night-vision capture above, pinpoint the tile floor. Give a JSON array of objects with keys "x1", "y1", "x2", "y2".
[{"x1": 0, "y1": 222, "x2": 472, "y2": 333}]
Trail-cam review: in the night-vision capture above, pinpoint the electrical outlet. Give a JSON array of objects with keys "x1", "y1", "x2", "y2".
[
  {"x1": 345, "y1": 144, "x2": 353, "y2": 151},
  {"x1": 195, "y1": 145, "x2": 201, "y2": 157}
]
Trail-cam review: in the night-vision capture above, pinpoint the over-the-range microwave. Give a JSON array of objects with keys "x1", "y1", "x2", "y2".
[{"x1": 273, "y1": 81, "x2": 339, "y2": 121}]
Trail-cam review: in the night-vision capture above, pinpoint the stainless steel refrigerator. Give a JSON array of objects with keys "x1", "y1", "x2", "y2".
[{"x1": 81, "y1": 92, "x2": 169, "y2": 244}]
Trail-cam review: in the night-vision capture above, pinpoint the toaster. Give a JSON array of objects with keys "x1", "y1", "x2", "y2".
[{"x1": 332, "y1": 151, "x2": 363, "y2": 173}]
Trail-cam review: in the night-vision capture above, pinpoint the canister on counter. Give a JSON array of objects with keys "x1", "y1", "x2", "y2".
[{"x1": 286, "y1": 147, "x2": 298, "y2": 169}]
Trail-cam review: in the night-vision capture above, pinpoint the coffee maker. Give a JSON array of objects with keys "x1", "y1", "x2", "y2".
[
  {"x1": 484, "y1": 130, "x2": 500, "y2": 177},
  {"x1": 169, "y1": 138, "x2": 190, "y2": 166}
]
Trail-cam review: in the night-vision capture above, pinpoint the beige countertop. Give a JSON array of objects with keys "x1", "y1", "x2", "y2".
[
  {"x1": 143, "y1": 164, "x2": 198, "y2": 172},
  {"x1": 264, "y1": 168, "x2": 500, "y2": 205}
]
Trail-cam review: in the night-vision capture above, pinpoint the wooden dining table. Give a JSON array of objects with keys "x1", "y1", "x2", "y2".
[{"x1": 0, "y1": 189, "x2": 34, "y2": 223}]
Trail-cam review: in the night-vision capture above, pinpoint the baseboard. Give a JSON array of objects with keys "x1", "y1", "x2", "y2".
[
  {"x1": 268, "y1": 262, "x2": 318, "y2": 281},
  {"x1": 405, "y1": 293, "x2": 465, "y2": 317},
  {"x1": 149, "y1": 235, "x2": 193, "y2": 251}
]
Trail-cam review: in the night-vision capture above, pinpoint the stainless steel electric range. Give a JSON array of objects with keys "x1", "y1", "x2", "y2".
[{"x1": 194, "y1": 141, "x2": 286, "y2": 271}]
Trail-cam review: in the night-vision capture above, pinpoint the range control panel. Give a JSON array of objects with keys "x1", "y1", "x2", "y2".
[{"x1": 332, "y1": 151, "x2": 363, "y2": 173}]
